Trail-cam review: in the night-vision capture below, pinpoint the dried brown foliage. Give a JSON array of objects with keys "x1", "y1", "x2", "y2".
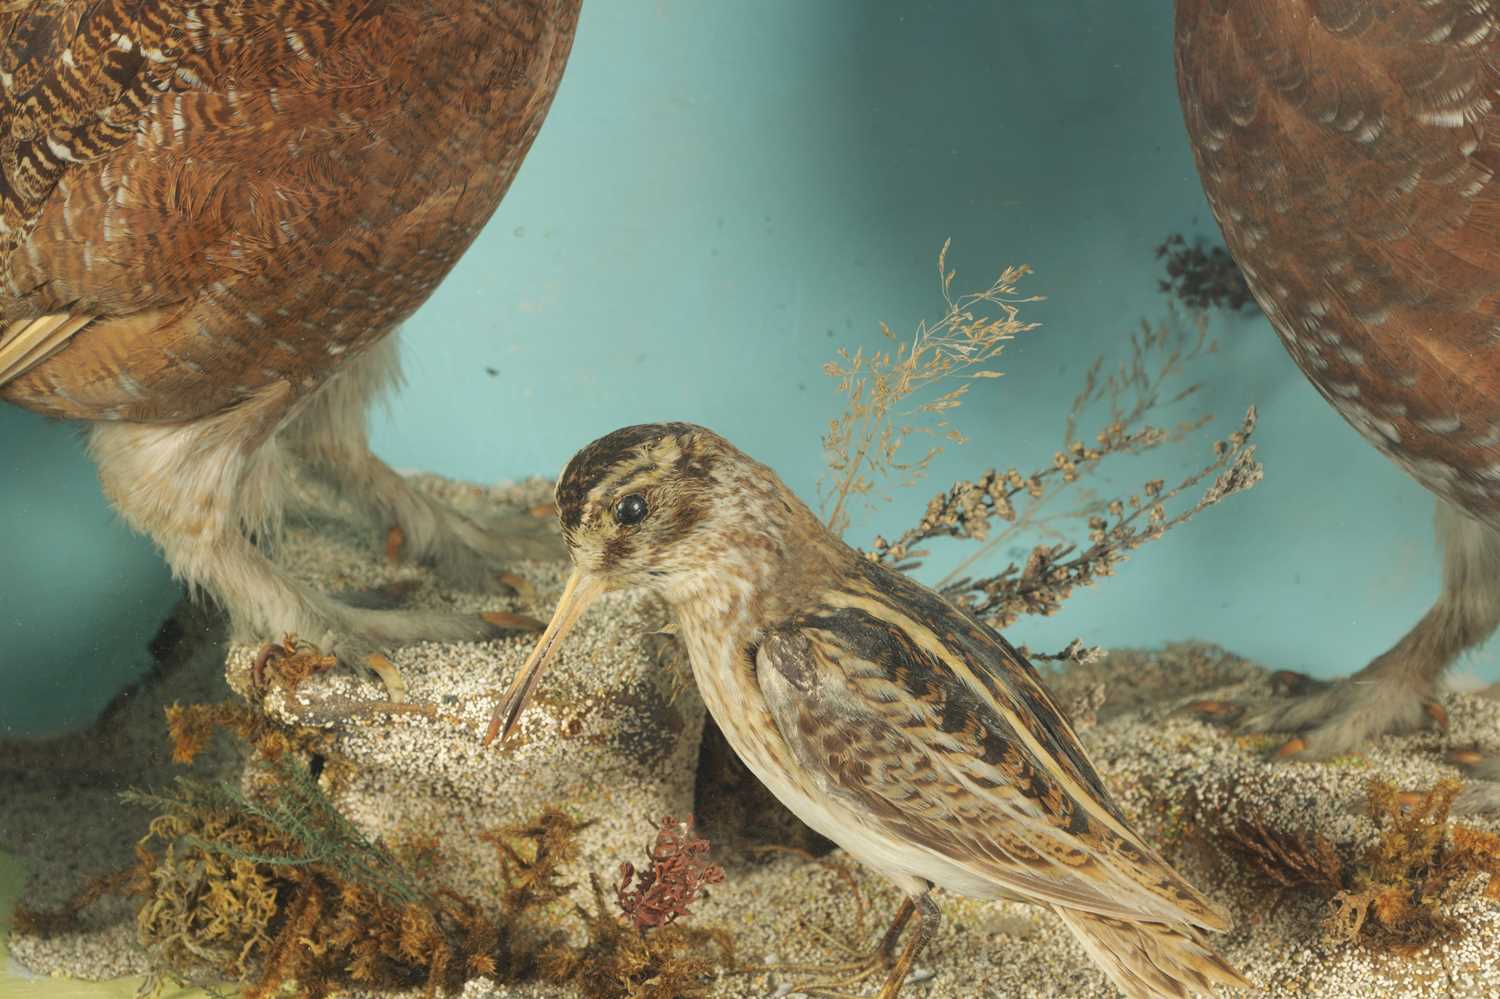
[
  {"x1": 1326, "y1": 780, "x2": 1500, "y2": 953},
  {"x1": 828, "y1": 256, "x2": 1261, "y2": 647},
  {"x1": 1156, "y1": 233, "x2": 1255, "y2": 314},
  {"x1": 537, "y1": 815, "x2": 731, "y2": 998},
  {"x1": 164, "y1": 699, "x2": 334, "y2": 770},
  {"x1": 616, "y1": 816, "x2": 726, "y2": 931},
  {"x1": 118, "y1": 757, "x2": 569, "y2": 998},
  {"x1": 1200, "y1": 778, "x2": 1500, "y2": 955},
  {"x1": 819, "y1": 239, "x2": 1041, "y2": 535},
  {"x1": 1218, "y1": 814, "x2": 1345, "y2": 896},
  {"x1": 20, "y1": 705, "x2": 732, "y2": 999},
  {"x1": 923, "y1": 406, "x2": 1259, "y2": 636},
  {"x1": 545, "y1": 872, "x2": 735, "y2": 999},
  {"x1": 249, "y1": 634, "x2": 337, "y2": 692}
]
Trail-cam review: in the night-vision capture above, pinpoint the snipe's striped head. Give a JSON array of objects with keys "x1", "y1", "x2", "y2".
[
  {"x1": 551, "y1": 421, "x2": 730, "y2": 586},
  {"x1": 485, "y1": 422, "x2": 794, "y2": 745}
]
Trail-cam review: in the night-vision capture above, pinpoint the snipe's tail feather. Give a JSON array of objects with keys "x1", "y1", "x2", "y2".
[{"x1": 1053, "y1": 906, "x2": 1250, "y2": 998}]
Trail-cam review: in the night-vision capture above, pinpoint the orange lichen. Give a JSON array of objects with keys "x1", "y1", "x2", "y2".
[
  {"x1": 1322, "y1": 779, "x2": 1500, "y2": 953},
  {"x1": 1199, "y1": 777, "x2": 1500, "y2": 955},
  {"x1": 250, "y1": 634, "x2": 337, "y2": 692},
  {"x1": 164, "y1": 700, "x2": 335, "y2": 770}
]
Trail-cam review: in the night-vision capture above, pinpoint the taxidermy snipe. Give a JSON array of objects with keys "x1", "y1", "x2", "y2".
[
  {"x1": 488, "y1": 424, "x2": 1249, "y2": 999},
  {"x1": 0, "y1": 1, "x2": 580, "y2": 677},
  {"x1": 1177, "y1": 0, "x2": 1500, "y2": 805}
]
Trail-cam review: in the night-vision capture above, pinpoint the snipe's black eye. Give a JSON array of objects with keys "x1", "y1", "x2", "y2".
[{"x1": 613, "y1": 493, "x2": 649, "y2": 526}]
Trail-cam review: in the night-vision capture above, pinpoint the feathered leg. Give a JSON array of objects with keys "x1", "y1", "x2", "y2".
[
  {"x1": 1456, "y1": 672, "x2": 1500, "y2": 812},
  {"x1": 1194, "y1": 499, "x2": 1500, "y2": 771},
  {"x1": 279, "y1": 335, "x2": 561, "y2": 592},
  {"x1": 88, "y1": 383, "x2": 511, "y2": 682}
]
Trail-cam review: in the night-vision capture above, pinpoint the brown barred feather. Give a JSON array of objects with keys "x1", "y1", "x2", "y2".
[
  {"x1": 1176, "y1": 0, "x2": 1500, "y2": 523},
  {"x1": 756, "y1": 591, "x2": 1232, "y2": 931},
  {"x1": 1055, "y1": 908, "x2": 1248, "y2": 999},
  {"x1": 0, "y1": 0, "x2": 580, "y2": 423}
]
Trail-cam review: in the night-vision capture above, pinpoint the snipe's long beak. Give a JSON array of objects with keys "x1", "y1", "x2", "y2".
[{"x1": 483, "y1": 569, "x2": 606, "y2": 746}]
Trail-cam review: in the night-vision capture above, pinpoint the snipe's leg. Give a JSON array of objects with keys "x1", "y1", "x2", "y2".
[
  {"x1": 875, "y1": 892, "x2": 939, "y2": 999},
  {"x1": 875, "y1": 896, "x2": 916, "y2": 964},
  {"x1": 757, "y1": 891, "x2": 924, "y2": 996}
]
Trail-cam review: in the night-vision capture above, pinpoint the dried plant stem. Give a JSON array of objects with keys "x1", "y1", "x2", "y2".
[
  {"x1": 930, "y1": 314, "x2": 1214, "y2": 588},
  {"x1": 934, "y1": 460, "x2": 1072, "y2": 589},
  {"x1": 825, "y1": 432, "x2": 877, "y2": 541},
  {"x1": 842, "y1": 293, "x2": 1260, "y2": 636},
  {"x1": 941, "y1": 409, "x2": 1258, "y2": 627}
]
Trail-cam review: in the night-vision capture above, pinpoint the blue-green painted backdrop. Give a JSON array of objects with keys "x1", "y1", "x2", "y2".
[{"x1": 2, "y1": 1, "x2": 1482, "y2": 735}]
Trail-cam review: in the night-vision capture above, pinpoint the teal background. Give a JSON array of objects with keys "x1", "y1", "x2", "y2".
[{"x1": 2, "y1": 1, "x2": 1484, "y2": 736}]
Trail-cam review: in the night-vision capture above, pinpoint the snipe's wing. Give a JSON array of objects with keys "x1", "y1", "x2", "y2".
[{"x1": 755, "y1": 565, "x2": 1228, "y2": 930}]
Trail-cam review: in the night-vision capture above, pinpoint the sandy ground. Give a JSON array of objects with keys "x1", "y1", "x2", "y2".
[{"x1": 4, "y1": 474, "x2": 1500, "y2": 998}]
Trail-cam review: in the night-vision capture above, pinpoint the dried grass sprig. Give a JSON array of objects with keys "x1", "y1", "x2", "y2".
[
  {"x1": 937, "y1": 406, "x2": 1260, "y2": 630},
  {"x1": 835, "y1": 256, "x2": 1262, "y2": 634},
  {"x1": 870, "y1": 313, "x2": 1218, "y2": 572},
  {"x1": 819, "y1": 239, "x2": 1041, "y2": 536}
]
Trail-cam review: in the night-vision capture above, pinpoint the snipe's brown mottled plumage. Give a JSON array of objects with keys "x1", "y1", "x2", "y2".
[
  {"x1": 489, "y1": 424, "x2": 1248, "y2": 999},
  {"x1": 1177, "y1": 1, "x2": 1500, "y2": 803},
  {"x1": 0, "y1": 1, "x2": 579, "y2": 670}
]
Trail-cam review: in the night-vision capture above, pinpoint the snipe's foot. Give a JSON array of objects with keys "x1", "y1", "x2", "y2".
[
  {"x1": 765, "y1": 951, "x2": 930, "y2": 999},
  {"x1": 753, "y1": 937, "x2": 894, "y2": 995},
  {"x1": 1189, "y1": 668, "x2": 1442, "y2": 760},
  {"x1": 749, "y1": 896, "x2": 931, "y2": 998}
]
